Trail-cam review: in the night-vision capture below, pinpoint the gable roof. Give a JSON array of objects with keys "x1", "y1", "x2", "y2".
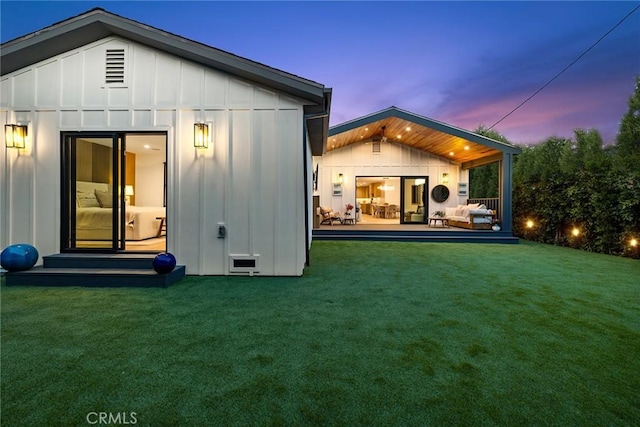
[
  {"x1": 327, "y1": 106, "x2": 521, "y2": 168},
  {"x1": 0, "y1": 8, "x2": 331, "y2": 150}
]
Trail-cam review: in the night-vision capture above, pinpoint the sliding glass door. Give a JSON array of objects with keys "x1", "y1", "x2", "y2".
[
  {"x1": 61, "y1": 133, "x2": 126, "y2": 251},
  {"x1": 400, "y1": 176, "x2": 428, "y2": 224}
]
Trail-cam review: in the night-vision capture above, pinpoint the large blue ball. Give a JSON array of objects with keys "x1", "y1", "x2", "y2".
[
  {"x1": 153, "y1": 252, "x2": 176, "y2": 274},
  {"x1": 1, "y1": 244, "x2": 39, "y2": 272}
]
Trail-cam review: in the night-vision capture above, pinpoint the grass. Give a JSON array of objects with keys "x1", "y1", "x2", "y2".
[{"x1": 1, "y1": 240, "x2": 639, "y2": 426}]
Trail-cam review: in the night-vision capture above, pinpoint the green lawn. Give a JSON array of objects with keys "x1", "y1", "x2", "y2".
[{"x1": 1, "y1": 240, "x2": 638, "y2": 426}]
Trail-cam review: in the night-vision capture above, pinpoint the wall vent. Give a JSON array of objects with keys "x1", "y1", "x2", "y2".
[
  {"x1": 105, "y1": 49, "x2": 125, "y2": 84},
  {"x1": 372, "y1": 140, "x2": 381, "y2": 154},
  {"x1": 229, "y1": 255, "x2": 260, "y2": 274}
]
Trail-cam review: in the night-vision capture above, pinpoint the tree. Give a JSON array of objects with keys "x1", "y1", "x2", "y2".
[
  {"x1": 469, "y1": 126, "x2": 511, "y2": 198},
  {"x1": 614, "y1": 75, "x2": 640, "y2": 171}
]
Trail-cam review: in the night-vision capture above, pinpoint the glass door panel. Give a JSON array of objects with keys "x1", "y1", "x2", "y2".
[
  {"x1": 62, "y1": 134, "x2": 125, "y2": 251},
  {"x1": 400, "y1": 177, "x2": 428, "y2": 224}
]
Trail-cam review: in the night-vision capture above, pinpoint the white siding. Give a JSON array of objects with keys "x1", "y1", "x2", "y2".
[
  {"x1": 315, "y1": 142, "x2": 470, "y2": 214},
  {"x1": 1, "y1": 36, "x2": 308, "y2": 276}
]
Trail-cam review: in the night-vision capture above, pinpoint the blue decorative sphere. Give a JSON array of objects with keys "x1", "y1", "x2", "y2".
[
  {"x1": 1, "y1": 244, "x2": 39, "y2": 272},
  {"x1": 153, "y1": 252, "x2": 176, "y2": 274}
]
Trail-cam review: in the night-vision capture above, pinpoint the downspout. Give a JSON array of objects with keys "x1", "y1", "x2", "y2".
[{"x1": 303, "y1": 111, "x2": 329, "y2": 267}]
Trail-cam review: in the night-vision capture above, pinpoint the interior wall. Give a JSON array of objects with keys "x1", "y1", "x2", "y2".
[{"x1": 134, "y1": 149, "x2": 164, "y2": 207}]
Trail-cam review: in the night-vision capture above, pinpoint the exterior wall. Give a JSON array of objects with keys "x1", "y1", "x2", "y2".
[
  {"x1": 1, "y1": 36, "x2": 307, "y2": 276},
  {"x1": 314, "y1": 141, "x2": 469, "y2": 215}
]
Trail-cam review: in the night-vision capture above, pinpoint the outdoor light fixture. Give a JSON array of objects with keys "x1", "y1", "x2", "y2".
[
  {"x1": 194, "y1": 123, "x2": 209, "y2": 149},
  {"x1": 4, "y1": 124, "x2": 27, "y2": 149},
  {"x1": 630, "y1": 238, "x2": 638, "y2": 248},
  {"x1": 441, "y1": 173, "x2": 449, "y2": 184},
  {"x1": 571, "y1": 227, "x2": 580, "y2": 237},
  {"x1": 526, "y1": 220, "x2": 534, "y2": 229},
  {"x1": 337, "y1": 173, "x2": 344, "y2": 185}
]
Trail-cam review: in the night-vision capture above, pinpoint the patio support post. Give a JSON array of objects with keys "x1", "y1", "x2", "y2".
[{"x1": 499, "y1": 152, "x2": 514, "y2": 233}]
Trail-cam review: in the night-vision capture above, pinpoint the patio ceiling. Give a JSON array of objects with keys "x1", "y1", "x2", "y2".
[{"x1": 327, "y1": 107, "x2": 520, "y2": 168}]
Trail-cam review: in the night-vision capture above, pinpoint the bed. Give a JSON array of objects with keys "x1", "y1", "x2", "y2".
[{"x1": 75, "y1": 181, "x2": 166, "y2": 241}]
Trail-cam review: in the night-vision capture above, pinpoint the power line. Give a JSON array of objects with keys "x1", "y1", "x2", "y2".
[{"x1": 488, "y1": 3, "x2": 640, "y2": 131}]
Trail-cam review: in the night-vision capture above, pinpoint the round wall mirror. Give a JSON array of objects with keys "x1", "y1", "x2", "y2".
[{"x1": 431, "y1": 185, "x2": 450, "y2": 203}]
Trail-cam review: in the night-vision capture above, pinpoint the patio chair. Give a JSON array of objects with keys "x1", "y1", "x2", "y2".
[{"x1": 319, "y1": 207, "x2": 343, "y2": 225}]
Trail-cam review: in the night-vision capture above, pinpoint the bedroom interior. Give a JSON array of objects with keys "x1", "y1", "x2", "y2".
[{"x1": 72, "y1": 134, "x2": 167, "y2": 252}]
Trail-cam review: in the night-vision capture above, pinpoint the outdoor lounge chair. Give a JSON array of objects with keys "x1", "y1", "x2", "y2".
[{"x1": 318, "y1": 207, "x2": 343, "y2": 225}]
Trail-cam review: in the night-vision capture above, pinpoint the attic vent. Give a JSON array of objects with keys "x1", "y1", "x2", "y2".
[
  {"x1": 105, "y1": 49, "x2": 125, "y2": 84},
  {"x1": 372, "y1": 140, "x2": 381, "y2": 154}
]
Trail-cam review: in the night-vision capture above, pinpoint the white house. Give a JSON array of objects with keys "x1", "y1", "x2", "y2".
[
  {"x1": 314, "y1": 107, "x2": 521, "y2": 231},
  {"x1": 1, "y1": 8, "x2": 331, "y2": 276}
]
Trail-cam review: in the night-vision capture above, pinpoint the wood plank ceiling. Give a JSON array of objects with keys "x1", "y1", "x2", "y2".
[{"x1": 326, "y1": 116, "x2": 502, "y2": 164}]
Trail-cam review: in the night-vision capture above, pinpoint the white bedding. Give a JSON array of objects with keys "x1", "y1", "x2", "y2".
[
  {"x1": 76, "y1": 206, "x2": 165, "y2": 241},
  {"x1": 74, "y1": 181, "x2": 165, "y2": 241}
]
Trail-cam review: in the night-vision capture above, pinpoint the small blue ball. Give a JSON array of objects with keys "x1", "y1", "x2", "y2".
[
  {"x1": 153, "y1": 252, "x2": 176, "y2": 274},
  {"x1": 1, "y1": 244, "x2": 39, "y2": 272}
]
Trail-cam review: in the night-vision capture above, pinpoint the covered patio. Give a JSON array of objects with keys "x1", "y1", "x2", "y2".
[{"x1": 312, "y1": 107, "x2": 521, "y2": 241}]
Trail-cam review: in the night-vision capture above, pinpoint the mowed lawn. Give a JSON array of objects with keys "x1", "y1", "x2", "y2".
[{"x1": 1, "y1": 240, "x2": 638, "y2": 426}]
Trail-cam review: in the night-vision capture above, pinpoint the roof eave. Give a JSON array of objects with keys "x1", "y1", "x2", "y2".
[{"x1": 329, "y1": 106, "x2": 522, "y2": 155}]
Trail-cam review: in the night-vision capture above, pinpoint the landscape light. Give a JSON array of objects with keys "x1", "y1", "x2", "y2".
[
  {"x1": 631, "y1": 238, "x2": 638, "y2": 248},
  {"x1": 571, "y1": 227, "x2": 580, "y2": 237},
  {"x1": 526, "y1": 220, "x2": 534, "y2": 229}
]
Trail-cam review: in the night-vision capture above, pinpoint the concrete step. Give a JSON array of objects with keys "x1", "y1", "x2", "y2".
[
  {"x1": 43, "y1": 253, "x2": 156, "y2": 269},
  {"x1": 312, "y1": 230, "x2": 519, "y2": 244},
  {"x1": 4, "y1": 265, "x2": 185, "y2": 288}
]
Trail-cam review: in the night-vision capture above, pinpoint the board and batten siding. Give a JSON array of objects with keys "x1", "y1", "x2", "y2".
[
  {"x1": 1, "y1": 36, "x2": 308, "y2": 276},
  {"x1": 315, "y1": 141, "x2": 469, "y2": 213}
]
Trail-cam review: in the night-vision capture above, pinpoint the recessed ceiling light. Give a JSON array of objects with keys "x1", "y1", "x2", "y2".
[
  {"x1": 406, "y1": 127, "x2": 411, "y2": 131},
  {"x1": 464, "y1": 145, "x2": 470, "y2": 150},
  {"x1": 365, "y1": 127, "x2": 369, "y2": 131},
  {"x1": 397, "y1": 135, "x2": 402, "y2": 139},
  {"x1": 449, "y1": 151, "x2": 455, "y2": 156}
]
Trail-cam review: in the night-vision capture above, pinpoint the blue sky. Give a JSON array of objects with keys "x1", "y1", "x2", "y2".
[{"x1": 2, "y1": 1, "x2": 639, "y2": 145}]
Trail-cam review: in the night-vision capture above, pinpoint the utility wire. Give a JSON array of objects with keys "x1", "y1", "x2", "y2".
[{"x1": 488, "y1": 3, "x2": 640, "y2": 130}]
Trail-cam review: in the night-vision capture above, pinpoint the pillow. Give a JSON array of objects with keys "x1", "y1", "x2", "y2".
[
  {"x1": 467, "y1": 203, "x2": 480, "y2": 209},
  {"x1": 94, "y1": 189, "x2": 112, "y2": 208},
  {"x1": 77, "y1": 191, "x2": 100, "y2": 208}
]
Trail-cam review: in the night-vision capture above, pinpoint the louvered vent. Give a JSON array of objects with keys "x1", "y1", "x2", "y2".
[
  {"x1": 372, "y1": 140, "x2": 381, "y2": 154},
  {"x1": 105, "y1": 49, "x2": 125, "y2": 84}
]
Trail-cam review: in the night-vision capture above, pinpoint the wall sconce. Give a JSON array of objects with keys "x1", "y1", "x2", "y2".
[
  {"x1": 441, "y1": 172, "x2": 449, "y2": 184},
  {"x1": 4, "y1": 124, "x2": 27, "y2": 149},
  {"x1": 194, "y1": 123, "x2": 209, "y2": 149},
  {"x1": 337, "y1": 173, "x2": 344, "y2": 185}
]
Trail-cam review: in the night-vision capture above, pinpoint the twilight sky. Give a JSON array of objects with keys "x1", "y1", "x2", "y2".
[{"x1": 2, "y1": 1, "x2": 639, "y2": 145}]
